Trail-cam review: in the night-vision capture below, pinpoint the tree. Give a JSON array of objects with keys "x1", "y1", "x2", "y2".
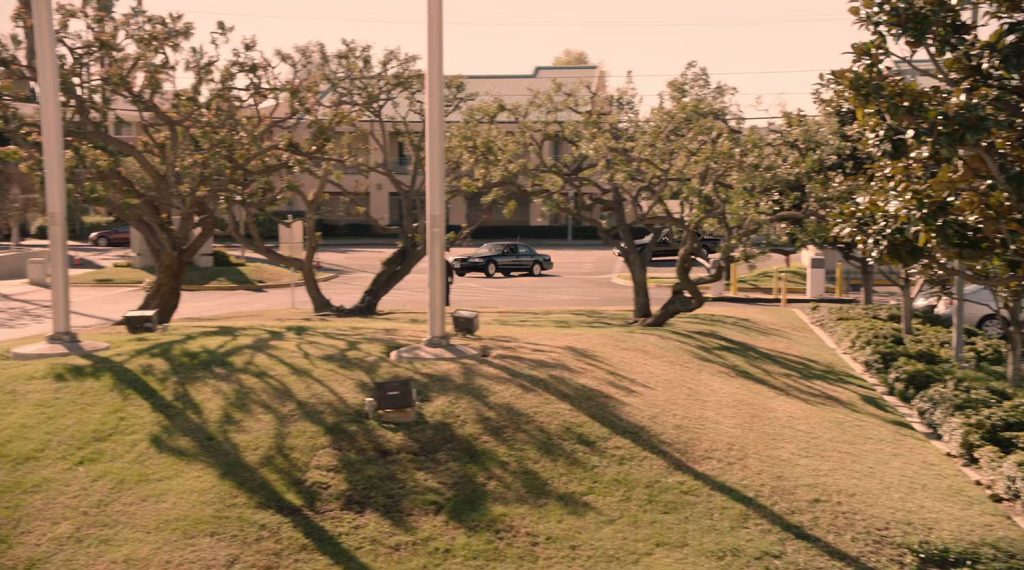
[
  {"x1": 831, "y1": 0, "x2": 1024, "y2": 385},
  {"x1": 552, "y1": 49, "x2": 591, "y2": 66},
  {"x1": 222, "y1": 40, "x2": 512, "y2": 316},
  {"x1": 1, "y1": 1, "x2": 300, "y2": 323}
]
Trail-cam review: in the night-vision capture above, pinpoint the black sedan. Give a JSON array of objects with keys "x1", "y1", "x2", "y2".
[{"x1": 450, "y1": 242, "x2": 553, "y2": 278}]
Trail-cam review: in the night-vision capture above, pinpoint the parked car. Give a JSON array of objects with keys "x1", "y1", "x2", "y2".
[
  {"x1": 612, "y1": 230, "x2": 721, "y2": 259},
  {"x1": 933, "y1": 284, "x2": 1013, "y2": 338},
  {"x1": 449, "y1": 242, "x2": 553, "y2": 278},
  {"x1": 88, "y1": 225, "x2": 130, "y2": 247}
]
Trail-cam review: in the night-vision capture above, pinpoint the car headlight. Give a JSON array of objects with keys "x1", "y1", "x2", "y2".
[{"x1": 468, "y1": 257, "x2": 483, "y2": 263}]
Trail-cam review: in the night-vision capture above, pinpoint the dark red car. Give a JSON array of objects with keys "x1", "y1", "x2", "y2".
[{"x1": 88, "y1": 225, "x2": 130, "y2": 247}]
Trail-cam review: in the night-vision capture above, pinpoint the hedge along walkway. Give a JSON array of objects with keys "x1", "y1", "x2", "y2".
[
  {"x1": 1, "y1": 306, "x2": 1023, "y2": 568},
  {"x1": 794, "y1": 308, "x2": 1024, "y2": 530}
]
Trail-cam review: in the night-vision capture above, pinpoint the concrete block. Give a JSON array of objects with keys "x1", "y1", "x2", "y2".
[{"x1": 26, "y1": 258, "x2": 48, "y2": 285}]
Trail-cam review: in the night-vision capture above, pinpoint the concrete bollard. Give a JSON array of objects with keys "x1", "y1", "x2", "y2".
[
  {"x1": 26, "y1": 258, "x2": 48, "y2": 286},
  {"x1": 806, "y1": 256, "x2": 826, "y2": 299}
]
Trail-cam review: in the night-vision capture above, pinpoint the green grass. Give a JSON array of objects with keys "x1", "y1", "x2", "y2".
[
  {"x1": 70, "y1": 262, "x2": 298, "y2": 287},
  {"x1": 1, "y1": 306, "x2": 1022, "y2": 568}
]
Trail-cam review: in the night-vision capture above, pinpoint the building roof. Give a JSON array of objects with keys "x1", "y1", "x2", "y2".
[{"x1": 463, "y1": 65, "x2": 605, "y2": 103}]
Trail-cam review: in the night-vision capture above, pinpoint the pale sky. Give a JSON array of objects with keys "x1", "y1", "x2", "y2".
[{"x1": 1, "y1": 0, "x2": 869, "y2": 117}]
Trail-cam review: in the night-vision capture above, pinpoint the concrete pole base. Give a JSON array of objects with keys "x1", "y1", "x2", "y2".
[
  {"x1": 10, "y1": 338, "x2": 110, "y2": 361},
  {"x1": 390, "y1": 341, "x2": 478, "y2": 361}
]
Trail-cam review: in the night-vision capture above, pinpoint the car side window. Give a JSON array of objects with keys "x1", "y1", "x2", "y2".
[
  {"x1": 518, "y1": 245, "x2": 534, "y2": 255},
  {"x1": 502, "y1": 246, "x2": 514, "y2": 255}
]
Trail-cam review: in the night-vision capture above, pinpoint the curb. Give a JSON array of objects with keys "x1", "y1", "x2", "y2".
[
  {"x1": 793, "y1": 308, "x2": 1024, "y2": 531},
  {"x1": 70, "y1": 273, "x2": 339, "y2": 291}
]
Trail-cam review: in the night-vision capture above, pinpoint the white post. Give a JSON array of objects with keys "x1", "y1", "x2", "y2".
[
  {"x1": 32, "y1": 0, "x2": 74, "y2": 342},
  {"x1": 424, "y1": 0, "x2": 447, "y2": 347}
]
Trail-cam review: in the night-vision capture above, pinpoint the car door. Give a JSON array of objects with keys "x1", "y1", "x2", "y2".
[
  {"x1": 498, "y1": 245, "x2": 516, "y2": 271},
  {"x1": 516, "y1": 244, "x2": 535, "y2": 269},
  {"x1": 113, "y1": 225, "x2": 131, "y2": 245}
]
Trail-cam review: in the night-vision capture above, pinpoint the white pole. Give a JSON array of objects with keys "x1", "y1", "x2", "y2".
[
  {"x1": 424, "y1": 0, "x2": 447, "y2": 346},
  {"x1": 31, "y1": 0, "x2": 75, "y2": 342}
]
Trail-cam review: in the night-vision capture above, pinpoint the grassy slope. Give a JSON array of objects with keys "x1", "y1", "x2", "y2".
[
  {"x1": 1, "y1": 306, "x2": 1021, "y2": 569},
  {"x1": 69, "y1": 263, "x2": 297, "y2": 286}
]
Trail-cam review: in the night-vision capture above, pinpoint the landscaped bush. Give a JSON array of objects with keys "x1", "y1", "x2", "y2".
[
  {"x1": 810, "y1": 304, "x2": 1024, "y2": 503},
  {"x1": 213, "y1": 249, "x2": 246, "y2": 267},
  {"x1": 906, "y1": 539, "x2": 1024, "y2": 570}
]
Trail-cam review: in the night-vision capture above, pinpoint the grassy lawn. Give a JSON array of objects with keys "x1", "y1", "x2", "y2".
[
  {"x1": 1, "y1": 305, "x2": 1022, "y2": 568},
  {"x1": 69, "y1": 262, "x2": 299, "y2": 287}
]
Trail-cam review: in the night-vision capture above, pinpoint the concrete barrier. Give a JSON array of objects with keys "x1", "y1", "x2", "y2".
[{"x1": 0, "y1": 249, "x2": 48, "y2": 280}]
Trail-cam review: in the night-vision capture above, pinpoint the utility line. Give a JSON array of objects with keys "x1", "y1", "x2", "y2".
[{"x1": 178, "y1": 10, "x2": 850, "y2": 27}]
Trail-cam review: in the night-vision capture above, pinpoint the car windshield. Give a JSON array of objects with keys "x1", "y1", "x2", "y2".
[{"x1": 472, "y1": 245, "x2": 505, "y2": 256}]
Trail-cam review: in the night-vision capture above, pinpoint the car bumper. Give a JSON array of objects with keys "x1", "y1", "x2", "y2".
[
  {"x1": 542, "y1": 260, "x2": 554, "y2": 270},
  {"x1": 451, "y1": 260, "x2": 486, "y2": 272}
]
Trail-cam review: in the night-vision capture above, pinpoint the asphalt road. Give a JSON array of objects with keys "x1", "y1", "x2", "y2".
[{"x1": 1, "y1": 244, "x2": 674, "y2": 341}]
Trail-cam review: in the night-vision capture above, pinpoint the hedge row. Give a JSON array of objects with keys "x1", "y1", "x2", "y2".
[{"x1": 809, "y1": 304, "x2": 1024, "y2": 504}]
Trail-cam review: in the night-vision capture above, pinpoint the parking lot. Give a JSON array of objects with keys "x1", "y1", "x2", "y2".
[{"x1": 1, "y1": 243, "x2": 678, "y2": 341}]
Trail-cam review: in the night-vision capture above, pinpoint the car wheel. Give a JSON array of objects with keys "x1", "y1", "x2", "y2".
[
  {"x1": 484, "y1": 261, "x2": 497, "y2": 278},
  {"x1": 455, "y1": 271, "x2": 466, "y2": 277},
  {"x1": 530, "y1": 261, "x2": 542, "y2": 276},
  {"x1": 978, "y1": 315, "x2": 1008, "y2": 339},
  {"x1": 96, "y1": 236, "x2": 109, "y2": 247}
]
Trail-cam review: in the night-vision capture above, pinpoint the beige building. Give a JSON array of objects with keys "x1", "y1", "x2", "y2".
[{"x1": 303, "y1": 64, "x2": 606, "y2": 233}]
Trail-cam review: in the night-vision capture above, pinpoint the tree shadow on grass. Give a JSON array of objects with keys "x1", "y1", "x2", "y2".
[
  {"x1": 629, "y1": 327, "x2": 914, "y2": 431},
  {"x1": 59, "y1": 352, "x2": 370, "y2": 570},
  {"x1": 464, "y1": 354, "x2": 878, "y2": 570},
  {"x1": 53, "y1": 324, "x2": 593, "y2": 562}
]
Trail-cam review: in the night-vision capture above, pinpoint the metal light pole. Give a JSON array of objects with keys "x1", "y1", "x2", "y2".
[
  {"x1": 423, "y1": 0, "x2": 447, "y2": 347},
  {"x1": 33, "y1": 0, "x2": 72, "y2": 342},
  {"x1": 12, "y1": 0, "x2": 107, "y2": 359},
  {"x1": 390, "y1": 0, "x2": 475, "y2": 361}
]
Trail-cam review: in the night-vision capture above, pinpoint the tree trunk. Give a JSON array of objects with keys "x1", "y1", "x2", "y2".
[
  {"x1": 860, "y1": 262, "x2": 874, "y2": 305},
  {"x1": 1007, "y1": 296, "x2": 1023, "y2": 388},
  {"x1": 138, "y1": 252, "x2": 187, "y2": 324},
  {"x1": 641, "y1": 282, "x2": 704, "y2": 327},
  {"x1": 621, "y1": 251, "x2": 652, "y2": 319},
  {"x1": 899, "y1": 270, "x2": 913, "y2": 337},
  {"x1": 342, "y1": 239, "x2": 424, "y2": 316},
  {"x1": 300, "y1": 262, "x2": 334, "y2": 314}
]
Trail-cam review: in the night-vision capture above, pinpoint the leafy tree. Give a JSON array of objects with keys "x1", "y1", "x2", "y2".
[
  {"x1": 492, "y1": 64, "x2": 805, "y2": 326},
  {"x1": 552, "y1": 49, "x2": 591, "y2": 66},
  {"x1": 1, "y1": 1, "x2": 300, "y2": 323},
  {"x1": 222, "y1": 40, "x2": 511, "y2": 316},
  {"x1": 831, "y1": 0, "x2": 1024, "y2": 385}
]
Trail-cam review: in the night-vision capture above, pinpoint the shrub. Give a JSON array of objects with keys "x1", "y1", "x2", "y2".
[
  {"x1": 906, "y1": 539, "x2": 1024, "y2": 569},
  {"x1": 213, "y1": 249, "x2": 246, "y2": 267},
  {"x1": 888, "y1": 359, "x2": 951, "y2": 402}
]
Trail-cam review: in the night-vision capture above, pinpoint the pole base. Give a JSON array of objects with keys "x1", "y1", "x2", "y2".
[
  {"x1": 10, "y1": 338, "x2": 110, "y2": 361},
  {"x1": 390, "y1": 341, "x2": 478, "y2": 361}
]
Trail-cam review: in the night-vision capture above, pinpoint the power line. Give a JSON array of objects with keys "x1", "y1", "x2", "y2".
[{"x1": 179, "y1": 10, "x2": 850, "y2": 28}]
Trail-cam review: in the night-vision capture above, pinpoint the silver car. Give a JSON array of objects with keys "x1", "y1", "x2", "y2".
[{"x1": 933, "y1": 284, "x2": 1012, "y2": 338}]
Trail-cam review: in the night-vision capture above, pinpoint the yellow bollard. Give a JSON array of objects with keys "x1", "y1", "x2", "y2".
[
  {"x1": 781, "y1": 272, "x2": 789, "y2": 307},
  {"x1": 730, "y1": 263, "x2": 740, "y2": 295},
  {"x1": 771, "y1": 268, "x2": 780, "y2": 298},
  {"x1": 835, "y1": 262, "x2": 845, "y2": 297}
]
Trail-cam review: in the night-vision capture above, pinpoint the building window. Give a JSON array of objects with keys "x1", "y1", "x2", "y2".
[
  {"x1": 549, "y1": 138, "x2": 564, "y2": 162},
  {"x1": 388, "y1": 192, "x2": 421, "y2": 226},
  {"x1": 112, "y1": 119, "x2": 135, "y2": 138}
]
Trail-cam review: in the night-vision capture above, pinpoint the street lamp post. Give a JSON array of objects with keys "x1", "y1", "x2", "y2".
[
  {"x1": 11, "y1": 0, "x2": 107, "y2": 359},
  {"x1": 390, "y1": 0, "x2": 476, "y2": 361}
]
